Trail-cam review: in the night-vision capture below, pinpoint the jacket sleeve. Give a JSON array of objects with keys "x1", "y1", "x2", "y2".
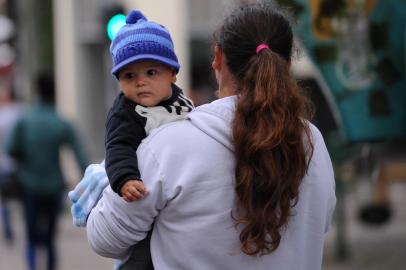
[
  {"x1": 309, "y1": 123, "x2": 336, "y2": 233},
  {"x1": 86, "y1": 142, "x2": 167, "y2": 259},
  {"x1": 64, "y1": 122, "x2": 89, "y2": 173},
  {"x1": 105, "y1": 94, "x2": 147, "y2": 195}
]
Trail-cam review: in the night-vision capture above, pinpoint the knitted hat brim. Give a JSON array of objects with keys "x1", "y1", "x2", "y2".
[{"x1": 112, "y1": 54, "x2": 180, "y2": 76}]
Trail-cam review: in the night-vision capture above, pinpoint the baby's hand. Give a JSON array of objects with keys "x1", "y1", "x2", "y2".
[{"x1": 121, "y1": 180, "x2": 148, "y2": 202}]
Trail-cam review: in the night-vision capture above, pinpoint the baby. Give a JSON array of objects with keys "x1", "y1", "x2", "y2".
[
  {"x1": 105, "y1": 10, "x2": 194, "y2": 204},
  {"x1": 104, "y1": 10, "x2": 193, "y2": 270}
]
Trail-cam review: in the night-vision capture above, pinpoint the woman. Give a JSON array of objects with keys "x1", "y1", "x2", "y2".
[{"x1": 86, "y1": 2, "x2": 336, "y2": 269}]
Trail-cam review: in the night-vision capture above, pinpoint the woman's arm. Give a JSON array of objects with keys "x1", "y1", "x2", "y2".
[{"x1": 86, "y1": 142, "x2": 167, "y2": 259}]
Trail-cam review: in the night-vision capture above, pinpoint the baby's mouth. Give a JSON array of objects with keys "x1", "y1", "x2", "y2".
[{"x1": 137, "y1": 92, "x2": 152, "y2": 97}]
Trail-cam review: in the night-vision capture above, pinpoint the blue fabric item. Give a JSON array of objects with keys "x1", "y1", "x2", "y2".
[
  {"x1": 110, "y1": 10, "x2": 180, "y2": 76},
  {"x1": 113, "y1": 259, "x2": 123, "y2": 270},
  {"x1": 68, "y1": 162, "x2": 108, "y2": 227},
  {"x1": 69, "y1": 161, "x2": 125, "y2": 269}
]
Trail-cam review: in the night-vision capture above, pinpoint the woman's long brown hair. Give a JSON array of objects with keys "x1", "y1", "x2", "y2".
[{"x1": 215, "y1": 3, "x2": 314, "y2": 255}]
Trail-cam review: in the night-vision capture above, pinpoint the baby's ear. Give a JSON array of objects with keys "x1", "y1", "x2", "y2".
[{"x1": 171, "y1": 69, "x2": 177, "y2": 83}]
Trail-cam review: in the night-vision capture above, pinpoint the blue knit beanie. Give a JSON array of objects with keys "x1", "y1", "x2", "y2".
[{"x1": 110, "y1": 10, "x2": 180, "y2": 76}]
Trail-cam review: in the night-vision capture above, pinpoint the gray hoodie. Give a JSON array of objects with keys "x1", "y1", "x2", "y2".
[{"x1": 87, "y1": 96, "x2": 336, "y2": 270}]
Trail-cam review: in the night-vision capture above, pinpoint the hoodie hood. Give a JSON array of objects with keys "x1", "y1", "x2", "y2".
[{"x1": 188, "y1": 95, "x2": 237, "y2": 152}]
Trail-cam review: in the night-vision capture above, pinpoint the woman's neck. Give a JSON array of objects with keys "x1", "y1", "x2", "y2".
[
  {"x1": 217, "y1": 84, "x2": 236, "y2": 98},
  {"x1": 217, "y1": 63, "x2": 238, "y2": 98}
]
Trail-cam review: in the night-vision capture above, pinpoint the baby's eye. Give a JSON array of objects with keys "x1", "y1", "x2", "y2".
[
  {"x1": 146, "y1": 69, "x2": 158, "y2": 77},
  {"x1": 120, "y1": 72, "x2": 135, "y2": 81}
]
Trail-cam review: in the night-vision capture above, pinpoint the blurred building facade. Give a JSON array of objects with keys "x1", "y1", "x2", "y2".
[{"x1": 1, "y1": 0, "x2": 243, "y2": 162}]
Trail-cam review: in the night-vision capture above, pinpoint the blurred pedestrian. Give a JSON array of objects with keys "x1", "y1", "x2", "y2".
[
  {"x1": 84, "y1": 2, "x2": 336, "y2": 270},
  {"x1": 5, "y1": 73, "x2": 88, "y2": 270},
  {"x1": 0, "y1": 85, "x2": 23, "y2": 244}
]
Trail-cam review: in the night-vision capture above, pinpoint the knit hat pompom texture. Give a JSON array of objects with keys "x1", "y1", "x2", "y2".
[{"x1": 110, "y1": 10, "x2": 180, "y2": 76}]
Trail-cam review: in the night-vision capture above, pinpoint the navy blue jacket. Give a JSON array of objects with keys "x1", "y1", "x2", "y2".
[{"x1": 105, "y1": 84, "x2": 194, "y2": 195}]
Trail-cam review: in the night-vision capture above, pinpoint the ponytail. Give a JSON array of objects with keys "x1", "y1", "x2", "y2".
[
  {"x1": 231, "y1": 49, "x2": 314, "y2": 255},
  {"x1": 215, "y1": 2, "x2": 314, "y2": 256}
]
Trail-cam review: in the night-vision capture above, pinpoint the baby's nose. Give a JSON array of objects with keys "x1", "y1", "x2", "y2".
[{"x1": 135, "y1": 76, "x2": 147, "y2": 86}]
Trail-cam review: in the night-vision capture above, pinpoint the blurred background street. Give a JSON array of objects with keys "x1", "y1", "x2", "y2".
[{"x1": 0, "y1": 0, "x2": 405, "y2": 269}]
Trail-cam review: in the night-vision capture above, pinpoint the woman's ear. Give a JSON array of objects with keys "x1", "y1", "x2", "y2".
[{"x1": 211, "y1": 45, "x2": 222, "y2": 71}]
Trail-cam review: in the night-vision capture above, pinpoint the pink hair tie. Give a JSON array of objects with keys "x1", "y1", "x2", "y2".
[{"x1": 256, "y1": 43, "x2": 270, "y2": 54}]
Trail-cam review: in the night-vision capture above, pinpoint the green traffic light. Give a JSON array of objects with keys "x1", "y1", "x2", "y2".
[{"x1": 106, "y1": 14, "x2": 126, "y2": 40}]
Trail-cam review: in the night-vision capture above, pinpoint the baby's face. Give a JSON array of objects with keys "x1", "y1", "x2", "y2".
[{"x1": 118, "y1": 61, "x2": 176, "y2": 106}]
